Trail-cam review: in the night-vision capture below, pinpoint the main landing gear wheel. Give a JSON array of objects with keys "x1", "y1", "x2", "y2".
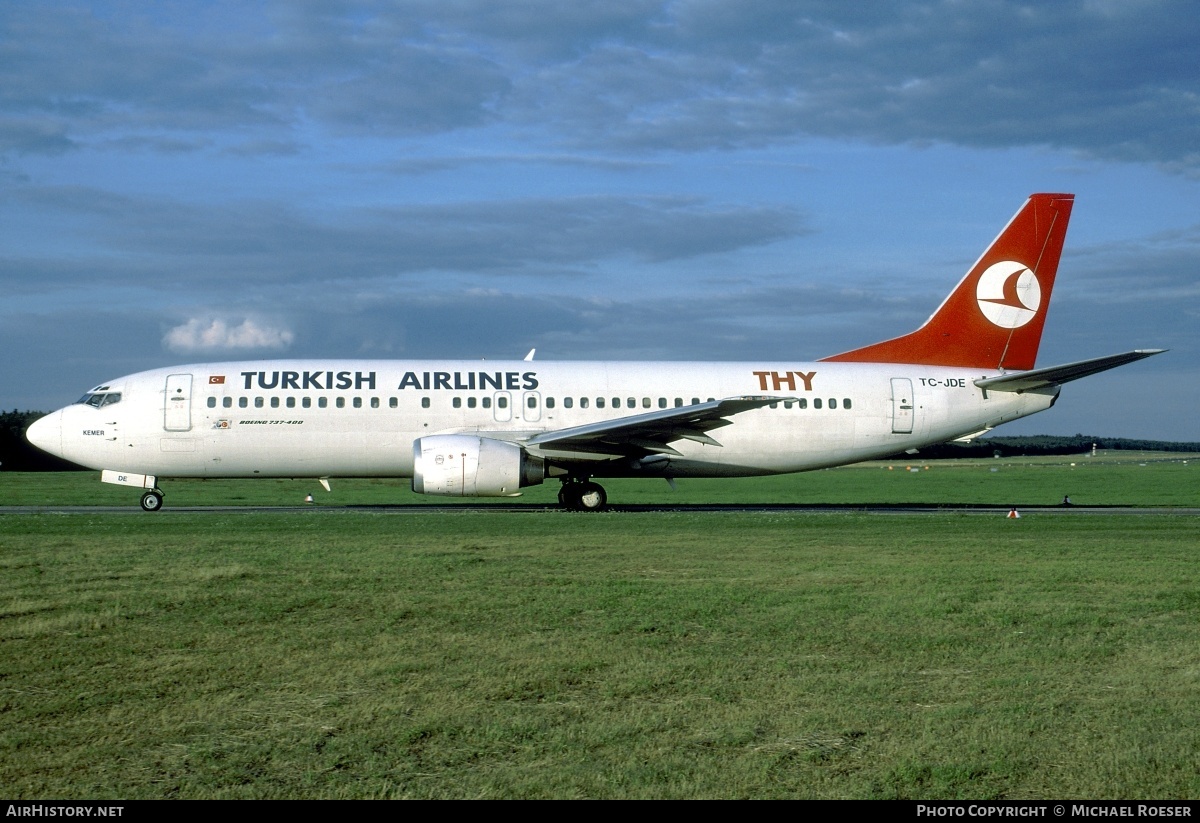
[
  {"x1": 140, "y1": 490, "x2": 164, "y2": 512},
  {"x1": 559, "y1": 480, "x2": 607, "y2": 511},
  {"x1": 576, "y1": 481, "x2": 607, "y2": 511}
]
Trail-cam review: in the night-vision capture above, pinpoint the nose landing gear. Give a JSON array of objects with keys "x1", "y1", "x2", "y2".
[
  {"x1": 140, "y1": 489, "x2": 164, "y2": 512},
  {"x1": 558, "y1": 478, "x2": 607, "y2": 511}
]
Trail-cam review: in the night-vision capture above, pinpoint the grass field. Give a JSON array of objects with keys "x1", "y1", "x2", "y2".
[
  {"x1": 1, "y1": 450, "x2": 1197, "y2": 509},
  {"x1": 1, "y1": 461, "x2": 1198, "y2": 799}
]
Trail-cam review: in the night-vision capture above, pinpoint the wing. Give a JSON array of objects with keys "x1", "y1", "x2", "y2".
[
  {"x1": 524, "y1": 396, "x2": 785, "y2": 458},
  {"x1": 974, "y1": 349, "x2": 1165, "y2": 393}
]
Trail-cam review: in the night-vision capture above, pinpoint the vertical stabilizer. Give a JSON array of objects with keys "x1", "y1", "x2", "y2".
[{"x1": 821, "y1": 193, "x2": 1074, "y2": 370}]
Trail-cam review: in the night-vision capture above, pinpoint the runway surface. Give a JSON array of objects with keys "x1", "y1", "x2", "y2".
[{"x1": 3, "y1": 504, "x2": 1198, "y2": 516}]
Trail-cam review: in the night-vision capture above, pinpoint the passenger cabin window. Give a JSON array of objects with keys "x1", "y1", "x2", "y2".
[
  {"x1": 223, "y1": 397, "x2": 233, "y2": 408},
  {"x1": 421, "y1": 398, "x2": 430, "y2": 409},
  {"x1": 563, "y1": 397, "x2": 573, "y2": 409},
  {"x1": 580, "y1": 397, "x2": 589, "y2": 409},
  {"x1": 256, "y1": 397, "x2": 265, "y2": 408},
  {"x1": 336, "y1": 398, "x2": 345, "y2": 408},
  {"x1": 389, "y1": 397, "x2": 398, "y2": 408},
  {"x1": 353, "y1": 397, "x2": 362, "y2": 408},
  {"x1": 318, "y1": 397, "x2": 328, "y2": 408},
  {"x1": 271, "y1": 397, "x2": 280, "y2": 408},
  {"x1": 207, "y1": 397, "x2": 216, "y2": 408},
  {"x1": 239, "y1": 397, "x2": 248, "y2": 408},
  {"x1": 497, "y1": 396, "x2": 508, "y2": 409},
  {"x1": 546, "y1": 397, "x2": 556, "y2": 409}
]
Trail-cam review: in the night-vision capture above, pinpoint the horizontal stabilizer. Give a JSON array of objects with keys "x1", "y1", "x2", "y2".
[{"x1": 974, "y1": 349, "x2": 1165, "y2": 393}]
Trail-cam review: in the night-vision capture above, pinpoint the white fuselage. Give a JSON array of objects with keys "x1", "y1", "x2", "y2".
[{"x1": 32, "y1": 358, "x2": 1058, "y2": 481}]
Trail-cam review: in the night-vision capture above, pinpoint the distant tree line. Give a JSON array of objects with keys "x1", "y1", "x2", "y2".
[
  {"x1": 2, "y1": 408, "x2": 1197, "y2": 472},
  {"x1": 886, "y1": 434, "x2": 1200, "y2": 461}
]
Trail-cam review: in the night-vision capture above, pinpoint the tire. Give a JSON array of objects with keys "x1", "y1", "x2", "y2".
[
  {"x1": 140, "y1": 491, "x2": 164, "y2": 512},
  {"x1": 576, "y1": 482, "x2": 607, "y2": 511},
  {"x1": 559, "y1": 483, "x2": 581, "y2": 509}
]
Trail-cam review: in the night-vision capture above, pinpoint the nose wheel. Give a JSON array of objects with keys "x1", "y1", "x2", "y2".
[
  {"x1": 558, "y1": 479, "x2": 607, "y2": 511},
  {"x1": 140, "y1": 490, "x2": 164, "y2": 512}
]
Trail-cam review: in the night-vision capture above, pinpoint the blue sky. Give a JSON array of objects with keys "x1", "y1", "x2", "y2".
[{"x1": 2, "y1": 1, "x2": 1197, "y2": 441}]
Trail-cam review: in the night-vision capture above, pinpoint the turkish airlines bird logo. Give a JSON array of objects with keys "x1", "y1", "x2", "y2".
[{"x1": 976, "y1": 261, "x2": 1041, "y2": 329}]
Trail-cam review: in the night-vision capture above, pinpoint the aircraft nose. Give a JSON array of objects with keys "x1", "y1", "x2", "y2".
[{"x1": 26, "y1": 410, "x2": 64, "y2": 458}]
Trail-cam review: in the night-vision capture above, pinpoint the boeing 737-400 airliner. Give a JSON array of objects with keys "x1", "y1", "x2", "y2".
[{"x1": 26, "y1": 193, "x2": 1163, "y2": 511}]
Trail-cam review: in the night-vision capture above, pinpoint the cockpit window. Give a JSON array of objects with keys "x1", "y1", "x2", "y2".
[{"x1": 75, "y1": 392, "x2": 122, "y2": 408}]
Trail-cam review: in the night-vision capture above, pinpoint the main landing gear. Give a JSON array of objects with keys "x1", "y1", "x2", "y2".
[
  {"x1": 558, "y1": 478, "x2": 607, "y2": 511},
  {"x1": 140, "y1": 489, "x2": 164, "y2": 512}
]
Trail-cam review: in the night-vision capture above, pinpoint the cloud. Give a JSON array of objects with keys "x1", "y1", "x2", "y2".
[
  {"x1": 486, "y1": 1, "x2": 1200, "y2": 167},
  {"x1": 0, "y1": 117, "x2": 76, "y2": 156},
  {"x1": 5, "y1": 2, "x2": 1200, "y2": 170},
  {"x1": 163, "y1": 317, "x2": 295, "y2": 354},
  {"x1": 9, "y1": 186, "x2": 807, "y2": 287},
  {"x1": 275, "y1": 282, "x2": 925, "y2": 364},
  {"x1": 383, "y1": 153, "x2": 660, "y2": 176}
]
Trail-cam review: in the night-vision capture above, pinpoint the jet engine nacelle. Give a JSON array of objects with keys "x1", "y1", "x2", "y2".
[{"x1": 411, "y1": 434, "x2": 545, "y2": 497}]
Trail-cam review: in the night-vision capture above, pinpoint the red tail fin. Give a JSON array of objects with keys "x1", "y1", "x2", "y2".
[{"x1": 821, "y1": 193, "x2": 1074, "y2": 370}]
